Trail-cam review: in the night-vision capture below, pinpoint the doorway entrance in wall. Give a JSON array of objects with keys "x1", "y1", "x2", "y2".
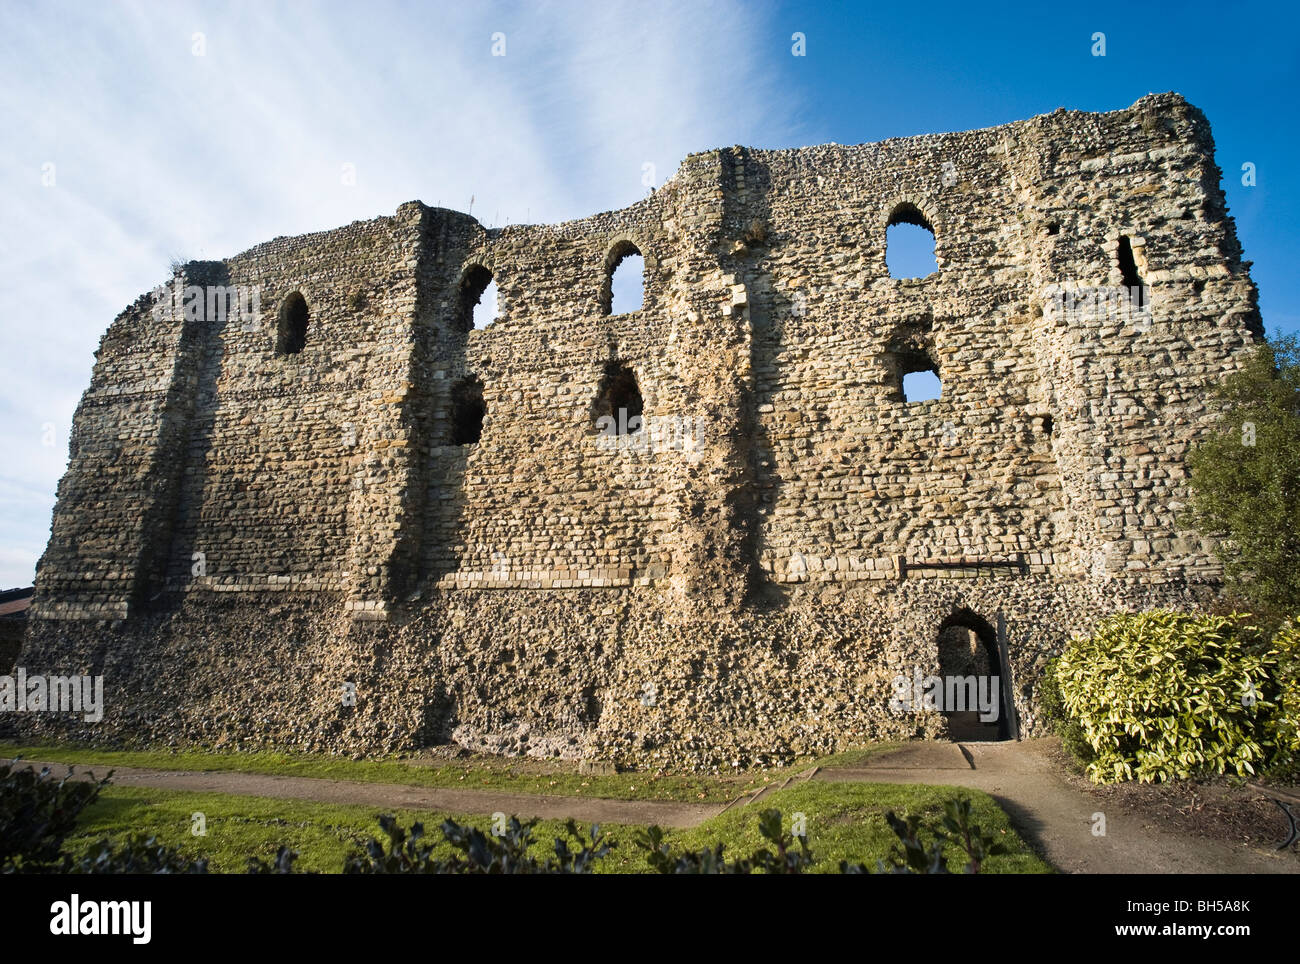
[{"x1": 935, "y1": 609, "x2": 1012, "y2": 741}]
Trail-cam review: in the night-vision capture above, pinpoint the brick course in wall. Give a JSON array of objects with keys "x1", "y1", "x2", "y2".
[{"x1": 12, "y1": 94, "x2": 1263, "y2": 768}]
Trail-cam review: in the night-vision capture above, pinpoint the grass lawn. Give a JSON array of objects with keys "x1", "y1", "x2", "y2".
[
  {"x1": 0, "y1": 740, "x2": 900, "y2": 804},
  {"x1": 62, "y1": 781, "x2": 1051, "y2": 874}
]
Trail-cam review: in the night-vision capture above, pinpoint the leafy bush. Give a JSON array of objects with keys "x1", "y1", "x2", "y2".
[
  {"x1": 342, "y1": 814, "x2": 611, "y2": 874},
  {"x1": 640, "y1": 801, "x2": 999, "y2": 875},
  {"x1": 931, "y1": 797, "x2": 1010, "y2": 873},
  {"x1": 1055, "y1": 611, "x2": 1288, "y2": 784},
  {"x1": 1185, "y1": 335, "x2": 1300, "y2": 622},
  {"x1": 637, "y1": 808, "x2": 812, "y2": 874},
  {"x1": 247, "y1": 847, "x2": 302, "y2": 874},
  {"x1": 1267, "y1": 617, "x2": 1300, "y2": 779},
  {"x1": 0, "y1": 760, "x2": 111, "y2": 872},
  {"x1": 71, "y1": 835, "x2": 208, "y2": 874},
  {"x1": 1037, "y1": 657, "x2": 1095, "y2": 768},
  {"x1": 841, "y1": 798, "x2": 1008, "y2": 874}
]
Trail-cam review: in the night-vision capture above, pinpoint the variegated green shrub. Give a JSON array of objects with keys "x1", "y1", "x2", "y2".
[
  {"x1": 1055, "y1": 611, "x2": 1287, "y2": 784},
  {"x1": 1267, "y1": 617, "x2": 1300, "y2": 779}
]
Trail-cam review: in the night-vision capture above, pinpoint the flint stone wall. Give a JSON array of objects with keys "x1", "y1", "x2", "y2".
[{"x1": 15, "y1": 94, "x2": 1262, "y2": 768}]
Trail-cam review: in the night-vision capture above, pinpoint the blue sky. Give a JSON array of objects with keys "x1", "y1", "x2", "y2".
[{"x1": 1, "y1": 0, "x2": 1296, "y2": 587}]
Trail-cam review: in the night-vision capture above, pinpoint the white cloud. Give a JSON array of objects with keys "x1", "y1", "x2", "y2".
[{"x1": 0, "y1": 0, "x2": 799, "y2": 586}]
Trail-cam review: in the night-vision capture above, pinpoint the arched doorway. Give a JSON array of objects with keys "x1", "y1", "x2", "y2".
[{"x1": 936, "y1": 609, "x2": 1010, "y2": 741}]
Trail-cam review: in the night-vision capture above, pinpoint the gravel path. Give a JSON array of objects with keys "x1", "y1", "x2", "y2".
[{"x1": 7, "y1": 758, "x2": 722, "y2": 829}]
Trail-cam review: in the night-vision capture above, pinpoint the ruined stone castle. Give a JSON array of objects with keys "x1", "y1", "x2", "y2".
[{"x1": 16, "y1": 93, "x2": 1263, "y2": 767}]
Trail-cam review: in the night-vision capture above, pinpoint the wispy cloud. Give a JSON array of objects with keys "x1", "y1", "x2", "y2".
[{"x1": 0, "y1": 0, "x2": 799, "y2": 586}]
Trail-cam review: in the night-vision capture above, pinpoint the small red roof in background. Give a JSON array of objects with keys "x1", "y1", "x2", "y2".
[{"x1": 0, "y1": 597, "x2": 31, "y2": 617}]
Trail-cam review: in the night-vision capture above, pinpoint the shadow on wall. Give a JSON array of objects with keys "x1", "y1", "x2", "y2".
[
  {"x1": 419, "y1": 680, "x2": 456, "y2": 745},
  {"x1": 423, "y1": 397, "x2": 474, "y2": 582},
  {"x1": 154, "y1": 265, "x2": 233, "y2": 609},
  {"x1": 717, "y1": 162, "x2": 774, "y2": 608},
  {"x1": 422, "y1": 264, "x2": 490, "y2": 583}
]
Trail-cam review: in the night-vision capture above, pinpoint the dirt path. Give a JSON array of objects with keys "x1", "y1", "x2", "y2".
[
  {"x1": 816, "y1": 740, "x2": 1299, "y2": 874},
  {"x1": 7, "y1": 758, "x2": 723, "y2": 829},
  {"x1": 11, "y1": 743, "x2": 1297, "y2": 873}
]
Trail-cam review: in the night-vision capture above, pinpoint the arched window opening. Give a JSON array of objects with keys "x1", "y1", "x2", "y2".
[
  {"x1": 591, "y1": 360, "x2": 644, "y2": 435},
  {"x1": 886, "y1": 203, "x2": 937, "y2": 279},
  {"x1": 457, "y1": 265, "x2": 496, "y2": 332},
  {"x1": 936, "y1": 609, "x2": 1008, "y2": 741},
  {"x1": 601, "y1": 241, "x2": 645, "y2": 315},
  {"x1": 473, "y1": 280, "x2": 499, "y2": 330},
  {"x1": 450, "y1": 375, "x2": 485, "y2": 445},
  {"x1": 1116, "y1": 235, "x2": 1146, "y2": 308},
  {"x1": 276, "y1": 292, "x2": 309, "y2": 355}
]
